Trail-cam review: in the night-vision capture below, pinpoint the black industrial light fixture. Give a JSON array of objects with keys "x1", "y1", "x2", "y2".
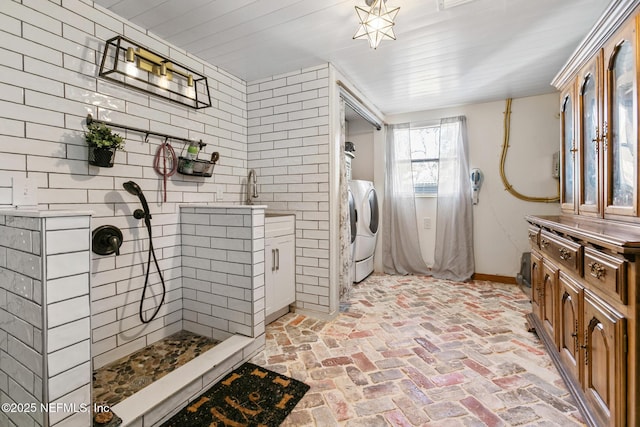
[{"x1": 99, "y1": 36, "x2": 211, "y2": 109}]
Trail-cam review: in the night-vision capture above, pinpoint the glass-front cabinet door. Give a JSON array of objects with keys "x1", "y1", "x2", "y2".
[
  {"x1": 604, "y1": 20, "x2": 638, "y2": 218},
  {"x1": 579, "y1": 55, "x2": 603, "y2": 216},
  {"x1": 561, "y1": 84, "x2": 577, "y2": 213}
]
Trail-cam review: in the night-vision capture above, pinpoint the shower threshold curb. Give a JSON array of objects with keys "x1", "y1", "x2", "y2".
[{"x1": 111, "y1": 334, "x2": 256, "y2": 427}]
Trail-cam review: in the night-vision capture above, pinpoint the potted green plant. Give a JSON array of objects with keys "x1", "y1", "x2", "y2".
[{"x1": 85, "y1": 121, "x2": 125, "y2": 167}]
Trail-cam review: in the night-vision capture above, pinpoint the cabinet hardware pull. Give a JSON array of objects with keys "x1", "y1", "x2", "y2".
[
  {"x1": 569, "y1": 140, "x2": 577, "y2": 154},
  {"x1": 580, "y1": 343, "x2": 589, "y2": 365},
  {"x1": 276, "y1": 248, "x2": 280, "y2": 271},
  {"x1": 602, "y1": 121, "x2": 608, "y2": 150},
  {"x1": 272, "y1": 249, "x2": 276, "y2": 272},
  {"x1": 587, "y1": 261, "x2": 605, "y2": 279},
  {"x1": 541, "y1": 239, "x2": 550, "y2": 248},
  {"x1": 559, "y1": 247, "x2": 571, "y2": 260},
  {"x1": 592, "y1": 126, "x2": 600, "y2": 154}
]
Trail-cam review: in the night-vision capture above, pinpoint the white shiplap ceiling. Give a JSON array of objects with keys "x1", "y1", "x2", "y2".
[{"x1": 93, "y1": 0, "x2": 609, "y2": 115}]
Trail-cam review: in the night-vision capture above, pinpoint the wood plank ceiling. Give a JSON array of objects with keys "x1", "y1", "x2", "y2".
[{"x1": 93, "y1": 0, "x2": 608, "y2": 115}]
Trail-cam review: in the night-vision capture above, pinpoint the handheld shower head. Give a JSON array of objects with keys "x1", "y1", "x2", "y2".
[
  {"x1": 123, "y1": 181, "x2": 151, "y2": 221},
  {"x1": 123, "y1": 180, "x2": 141, "y2": 196}
]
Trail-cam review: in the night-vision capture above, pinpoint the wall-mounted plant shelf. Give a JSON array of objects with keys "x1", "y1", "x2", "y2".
[
  {"x1": 85, "y1": 114, "x2": 219, "y2": 176},
  {"x1": 98, "y1": 35, "x2": 211, "y2": 109}
]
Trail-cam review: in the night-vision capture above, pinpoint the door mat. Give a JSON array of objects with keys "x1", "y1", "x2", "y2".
[{"x1": 161, "y1": 363, "x2": 310, "y2": 427}]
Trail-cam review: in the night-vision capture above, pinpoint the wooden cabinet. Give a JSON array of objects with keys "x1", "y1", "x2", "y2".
[
  {"x1": 265, "y1": 214, "x2": 295, "y2": 322},
  {"x1": 528, "y1": 3, "x2": 640, "y2": 425},
  {"x1": 542, "y1": 260, "x2": 559, "y2": 347},
  {"x1": 558, "y1": 271, "x2": 582, "y2": 383},
  {"x1": 578, "y1": 53, "x2": 604, "y2": 216},
  {"x1": 603, "y1": 19, "x2": 639, "y2": 219},
  {"x1": 561, "y1": 84, "x2": 578, "y2": 214},
  {"x1": 583, "y1": 290, "x2": 627, "y2": 427},
  {"x1": 531, "y1": 250, "x2": 543, "y2": 321},
  {"x1": 526, "y1": 215, "x2": 639, "y2": 427}
]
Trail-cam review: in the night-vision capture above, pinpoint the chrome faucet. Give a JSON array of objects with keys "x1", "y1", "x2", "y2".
[{"x1": 247, "y1": 169, "x2": 258, "y2": 204}]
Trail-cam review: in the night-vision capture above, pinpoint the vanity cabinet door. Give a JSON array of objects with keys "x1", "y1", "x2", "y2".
[
  {"x1": 583, "y1": 290, "x2": 627, "y2": 427},
  {"x1": 265, "y1": 215, "x2": 296, "y2": 320},
  {"x1": 579, "y1": 54, "x2": 604, "y2": 216},
  {"x1": 604, "y1": 19, "x2": 638, "y2": 218}
]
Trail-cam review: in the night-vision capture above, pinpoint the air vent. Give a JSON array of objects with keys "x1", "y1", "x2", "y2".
[{"x1": 437, "y1": 0, "x2": 476, "y2": 11}]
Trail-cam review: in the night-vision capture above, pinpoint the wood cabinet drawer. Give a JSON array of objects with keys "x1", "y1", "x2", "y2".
[
  {"x1": 584, "y1": 247, "x2": 627, "y2": 304},
  {"x1": 528, "y1": 225, "x2": 540, "y2": 249},
  {"x1": 540, "y1": 230, "x2": 582, "y2": 276}
]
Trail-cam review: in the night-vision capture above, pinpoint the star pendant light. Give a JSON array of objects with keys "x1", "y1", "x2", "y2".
[{"x1": 353, "y1": 0, "x2": 400, "y2": 49}]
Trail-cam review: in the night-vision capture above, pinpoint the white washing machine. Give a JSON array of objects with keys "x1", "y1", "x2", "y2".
[{"x1": 350, "y1": 180, "x2": 379, "y2": 282}]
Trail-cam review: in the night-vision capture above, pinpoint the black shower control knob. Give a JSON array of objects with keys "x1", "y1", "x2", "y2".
[{"x1": 92, "y1": 225, "x2": 123, "y2": 256}]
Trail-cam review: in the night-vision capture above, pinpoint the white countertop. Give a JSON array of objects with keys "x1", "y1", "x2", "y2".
[{"x1": 0, "y1": 208, "x2": 93, "y2": 217}]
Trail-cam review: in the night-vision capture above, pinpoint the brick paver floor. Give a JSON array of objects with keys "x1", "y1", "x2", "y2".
[{"x1": 251, "y1": 274, "x2": 586, "y2": 426}]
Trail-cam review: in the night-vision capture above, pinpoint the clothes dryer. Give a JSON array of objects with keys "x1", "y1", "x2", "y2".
[{"x1": 350, "y1": 180, "x2": 379, "y2": 282}]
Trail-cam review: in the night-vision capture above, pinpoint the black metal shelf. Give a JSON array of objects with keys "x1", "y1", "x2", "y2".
[{"x1": 86, "y1": 114, "x2": 205, "y2": 148}]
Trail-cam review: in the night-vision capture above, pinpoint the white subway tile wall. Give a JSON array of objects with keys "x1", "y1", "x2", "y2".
[
  {"x1": 0, "y1": 0, "x2": 251, "y2": 376},
  {"x1": 180, "y1": 206, "x2": 265, "y2": 341},
  {"x1": 0, "y1": 3, "x2": 340, "y2": 424},
  {"x1": 247, "y1": 66, "x2": 331, "y2": 314},
  {"x1": 0, "y1": 213, "x2": 92, "y2": 427},
  {"x1": 0, "y1": 214, "x2": 45, "y2": 427}
]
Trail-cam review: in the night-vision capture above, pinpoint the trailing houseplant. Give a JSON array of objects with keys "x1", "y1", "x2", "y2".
[{"x1": 85, "y1": 122, "x2": 125, "y2": 167}]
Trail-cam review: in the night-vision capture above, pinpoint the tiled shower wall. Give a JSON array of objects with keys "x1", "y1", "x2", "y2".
[
  {"x1": 247, "y1": 66, "x2": 332, "y2": 315},
  {"x1": 0, "y1": 1, "x2": 248, "y2": 369},
  {"x1": 180, "y1": 206, "x2": 266, "y2": 341},
  {"x1": 0, "y1": 212, "x2": 93, "y2": 427},
  {"x1": 0, "y1": 215, "x2": 45, "y2": 427}
]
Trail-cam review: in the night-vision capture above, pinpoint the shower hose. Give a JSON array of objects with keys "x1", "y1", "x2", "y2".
[{"x1": 140, "y1": 216, "x2": 166, "y2": 324}]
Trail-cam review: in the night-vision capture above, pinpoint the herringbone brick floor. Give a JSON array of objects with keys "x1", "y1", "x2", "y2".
[{"x1": 251, "y1": 274, "x2": 586, "y2": 426}]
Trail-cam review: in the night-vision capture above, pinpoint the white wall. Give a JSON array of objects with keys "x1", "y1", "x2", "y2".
[
  {"x1": 385, "y1": 93, "x2": 562, "y2": 277},
  {"x1": 347, "y1": 126, "x2": 375, "y2": 182},
  {"x1": 0, "y1": 1, "x2": 248, "y2": 368},
  {"x1": 246, "y1": 65, "x2": 332, "y2": 315}
]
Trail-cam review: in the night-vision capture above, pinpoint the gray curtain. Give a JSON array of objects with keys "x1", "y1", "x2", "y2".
[
  {"x1": 382, "y1": 123, "x2": 430, "y2": 275},
  {"x1": 431, "y1": 116, "x2": 474, "y2": 281}
]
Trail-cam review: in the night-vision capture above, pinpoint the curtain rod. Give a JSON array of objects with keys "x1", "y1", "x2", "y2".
[
  {"x1": 86, "y1": 114, "x2": 205, "y2": 146},
  {"x1": 336, "y1": 80, "x2": 384, "y2": 131}
]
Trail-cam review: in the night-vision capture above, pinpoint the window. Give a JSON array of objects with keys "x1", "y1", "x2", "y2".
[{"x1": 409, "y1": 125, "x2": 440, "y2": 195}]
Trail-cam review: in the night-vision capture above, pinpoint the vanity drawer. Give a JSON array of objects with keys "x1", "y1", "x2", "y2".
[
  {"x1": 528, "y1": 225, "x2": 540, "y2": 249},
  {"x1": 584, "y1": 247, "x2": 627, "y2": 304},
  {"x1": 265, "y1": 214, "x2": 295, "y2": 238},
  {"x1": 540, "y1": 230, "x2": 582, "y2": 276}
]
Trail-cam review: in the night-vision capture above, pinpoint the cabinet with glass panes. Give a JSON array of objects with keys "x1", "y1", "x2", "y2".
[{"x1": 526, "y1": 2, "x2": 640, "y2": 427}]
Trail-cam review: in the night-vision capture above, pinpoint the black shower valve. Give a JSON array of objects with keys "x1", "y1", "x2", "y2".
[{"x1": 92, "y1": 225, "x2": 123, "y2": 256}]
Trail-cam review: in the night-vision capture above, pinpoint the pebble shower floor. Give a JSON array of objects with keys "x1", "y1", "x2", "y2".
[{"x1": 93, "y1": 331, "x2": 218, "y2": 407}]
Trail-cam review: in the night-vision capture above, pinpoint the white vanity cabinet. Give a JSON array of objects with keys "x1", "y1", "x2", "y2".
[{"x1": 264, "y1": 214, "x2": 295, "y2": 322}]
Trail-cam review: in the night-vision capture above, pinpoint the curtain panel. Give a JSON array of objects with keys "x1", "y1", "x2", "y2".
[
  {"x1": 382, "y1": 123, "x2": 431, "y2": 275},
  {"x1": 432, "y1": 116, "x2": 474, "y2": 281}
]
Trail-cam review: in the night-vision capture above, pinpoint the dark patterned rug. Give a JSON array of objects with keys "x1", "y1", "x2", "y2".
[{"x1": 161, "y1": 363, "x2": 310, "y2": 427}]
